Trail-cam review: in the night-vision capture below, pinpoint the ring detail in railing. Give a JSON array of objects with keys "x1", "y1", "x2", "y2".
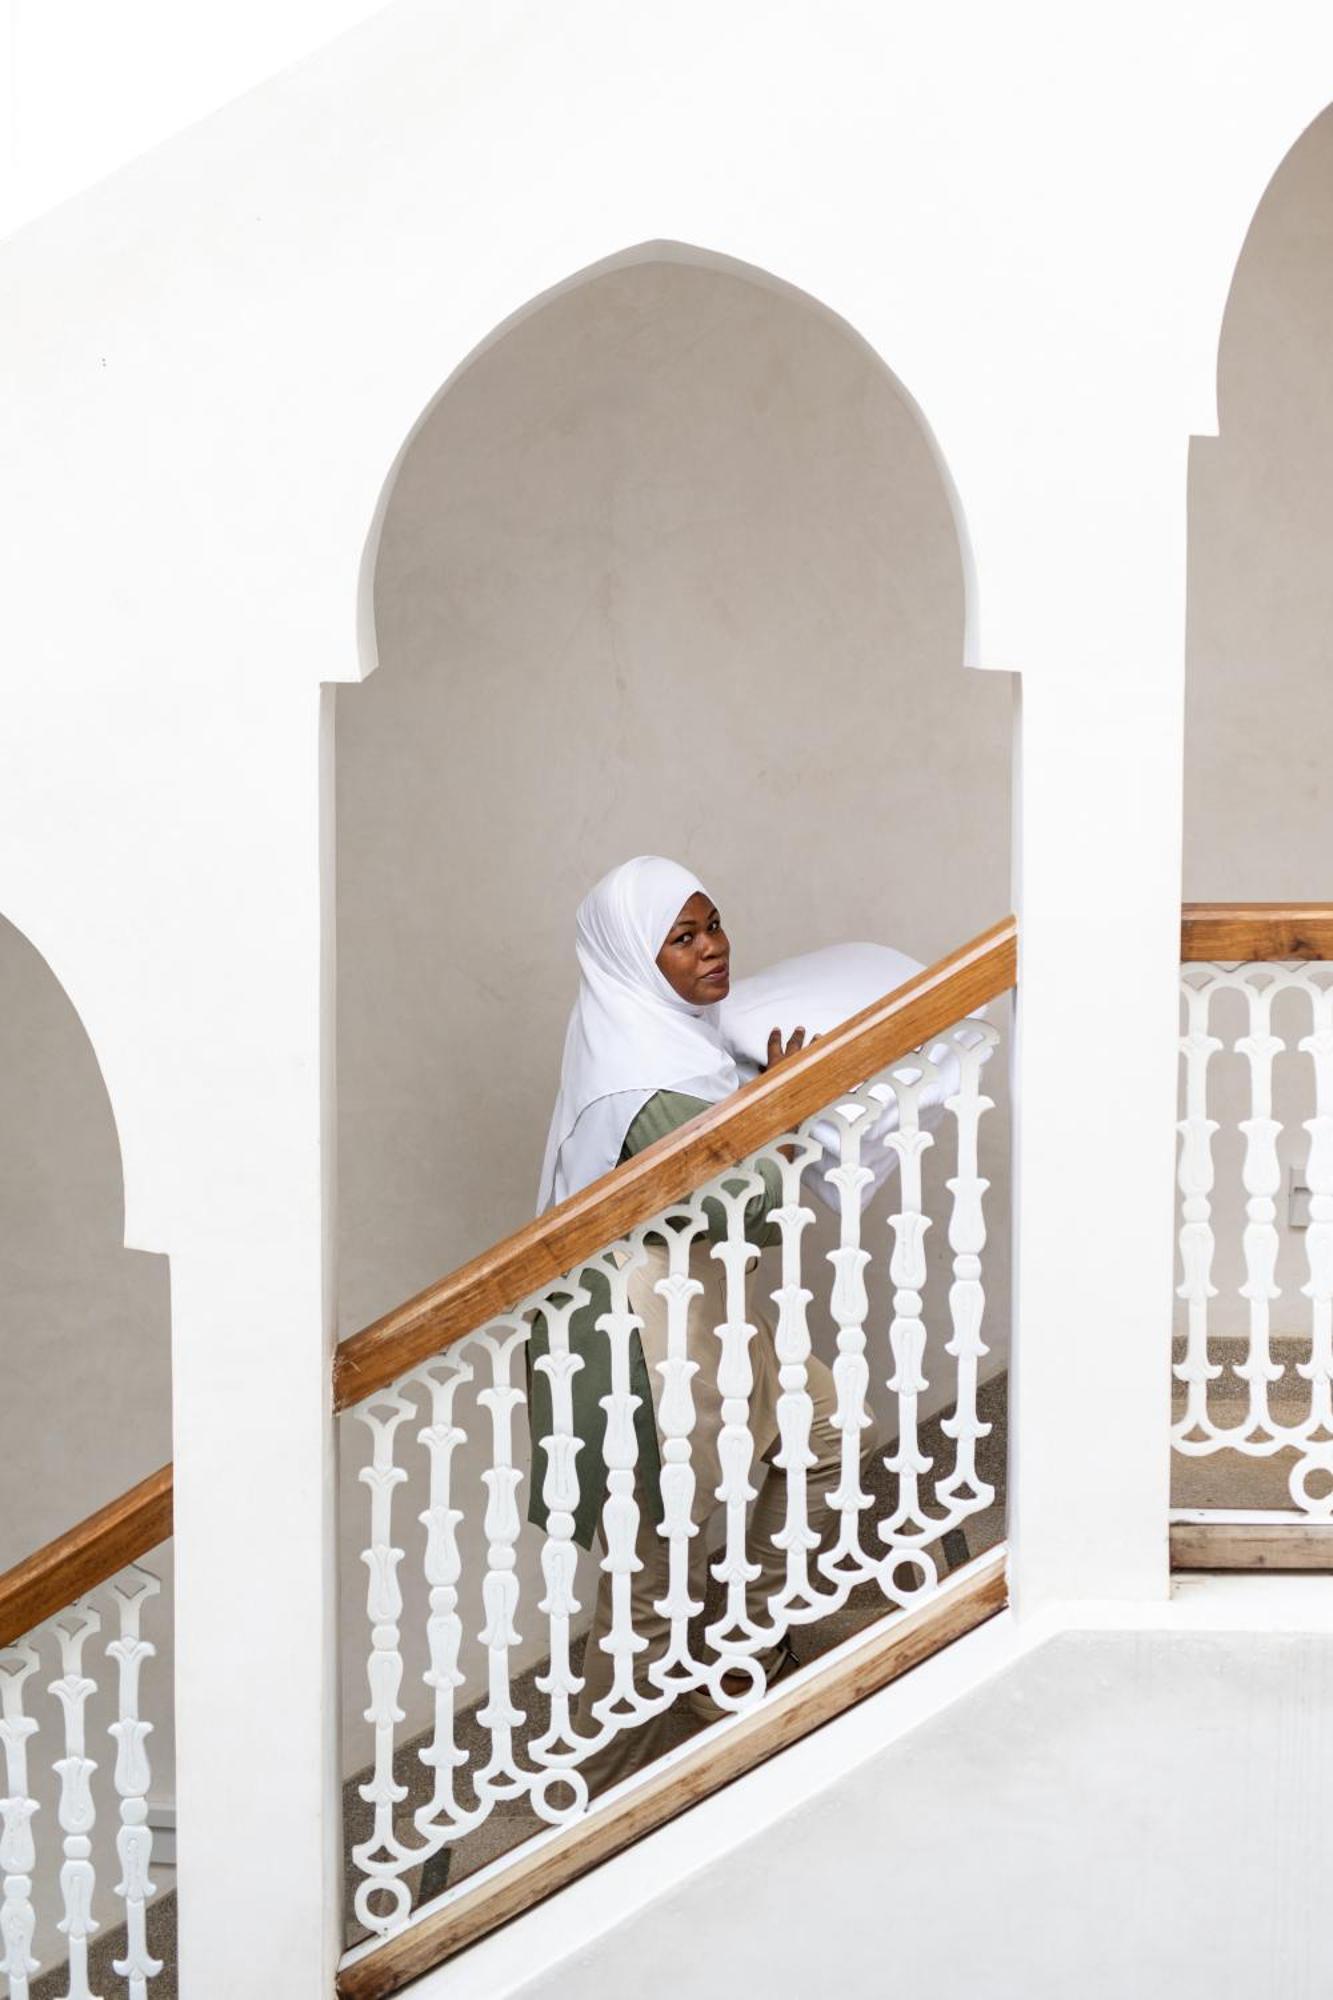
[
  {"x1": 0, "y1": 1563, "x2": 164, "y2": 2000},
  {"x1": 347, "y1": 1015, "x2": 1000, "y2": 1942},
  {"x1": 1175, "y1": 959, "x2": 1333, "y2": 1514}
]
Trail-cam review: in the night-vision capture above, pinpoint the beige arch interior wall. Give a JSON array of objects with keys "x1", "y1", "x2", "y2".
[
  {"x1": 334, "y1": 257, "x2": 1014, "y2": 1760},
  {"x1": 0, "y1": 914, "x2": 172, "y2": 1564},
  {"x1": 337, "y1": 257, "x2": 1011, "y2": 1329}
]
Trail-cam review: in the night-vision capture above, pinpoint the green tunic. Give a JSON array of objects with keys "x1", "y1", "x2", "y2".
[{"x1": 526, "y1": 1089, "x2": 784, "y2": 1550}]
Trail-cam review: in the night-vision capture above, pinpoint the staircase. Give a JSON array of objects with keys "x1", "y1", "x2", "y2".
[{"x1": 8, "y1": 905, "x2": 1333, "y2": 1998}]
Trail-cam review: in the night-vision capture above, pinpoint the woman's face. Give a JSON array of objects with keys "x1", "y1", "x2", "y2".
[{"x1": 655, "y1": 892, "x2": 731, "y2": 1004}]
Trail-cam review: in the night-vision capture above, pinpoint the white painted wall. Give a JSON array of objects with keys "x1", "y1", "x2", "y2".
[
  {"x1": 0, "y1": 0, "x2": 393, "y2": 237},
  {"x1": 2, "y1": 1, "x2": 1332, "y2": 1989}
]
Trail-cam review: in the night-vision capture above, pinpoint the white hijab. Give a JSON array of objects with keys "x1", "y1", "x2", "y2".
[{"x1": 536, "y1": 856, "x2": 741, "y2": 1212}]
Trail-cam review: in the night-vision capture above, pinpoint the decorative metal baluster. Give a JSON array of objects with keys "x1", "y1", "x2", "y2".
[
  {"x1": 1174, "y1": 973, "x2": 1223, "y2": 1447},
  {"x1": 335, "y1": 1004, "x2": 1015, "y2": 1952},
  {"x1": 49, "y1": 1601, "x2": 102, "y2": 2000},
  {"x1": 936, "y1": 1023, "x2": 998, "y2": 1531},
  {"x1": 528, "y1": 1286, "x2": 593, "y2": 1816},
  {"x1": 1297, "y1": 973, "x2": 1333, "y2": 1511},
  {"x1": 645, "y1": 1215, "x2": 708, "y2": 1696},
  {"x1": 1236, "y1": 974, "x2": 1286, "y2": 1446},
  {"x1": 1171, "y1": 961, "x2": 1333, "y2": 1510},
  {"x1": 352, "y1": 1386, "x2": 416, "y2": 1937},
  {"x1": 473, "y1": 1321, "x2": 530, "y2": 1807},
  {"x1": 0, "y1": 1641, "x2": 41, "y2": 1999},
  {"x1": 763, "y1": 1133, "x2": 825, "y2": 1629},
  {"x1": 413, "y1": 1351, "x2": 486, "y2": 1858},
  {"x1": 108, "y1": 1568, "x2": 162, "y2": 1997},
  {"x1": 704, "y1": 1171, "x2": 770, "y2": 1698},
  {"x1": 817, "y1": 1098, "x2": 876, "y2": 1596},
  {"x1": 589, "y1": 1245, "x2": 659, "y2": 1732},
  {"x1": 877, "y1": 1059, "x2": 939, "y2": 1600}
]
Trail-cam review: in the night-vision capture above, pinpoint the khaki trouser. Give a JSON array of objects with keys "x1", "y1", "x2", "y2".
[{"x1": 573, "y1": 1239, "x2": 849, "y2": 1795}]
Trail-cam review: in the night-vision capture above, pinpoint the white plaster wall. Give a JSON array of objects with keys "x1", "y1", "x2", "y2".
[
  {"x1": 457, "y1": 1612, "x2": 1333, "y2": 2000},
  {"x1": 0, "y1": 0, "x2": 393, "y2": 237},
  {"x1": 335, "y1": 253, "x2": 1012, "y2": 1758}
]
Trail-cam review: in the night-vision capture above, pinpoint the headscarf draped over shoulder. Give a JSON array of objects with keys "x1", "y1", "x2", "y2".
[{"x1": 536, "y1": 856, "x2": 740, "y2": 1212}]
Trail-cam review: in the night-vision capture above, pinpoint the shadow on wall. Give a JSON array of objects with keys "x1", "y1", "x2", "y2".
[
  {"x1": 1186, "y1": 101, "x2": 1333, "y2": 900},
  {"x1": 0, "y1": 914, "x2": 172, "y2": 1570}
]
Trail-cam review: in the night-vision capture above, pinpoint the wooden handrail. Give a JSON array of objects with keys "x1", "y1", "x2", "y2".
[
  {"x1": 333, "y1": 914, "x2": 1018, "y2": 1410},
  {"x1": 1170, "y1": 1521, "x2": 1333, "y2": 1571},
  {"x1": 1182, "y1": 903, "x2": 1333, "y2": 962},
  {"x1": 0, "y1": 1464, "x2": 173, "y2": 1649}
]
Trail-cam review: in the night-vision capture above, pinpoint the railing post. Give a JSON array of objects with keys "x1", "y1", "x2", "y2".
[
  {"x1": 1006, "y1": 647, "x2": 1180, "y2": 1614},
  {"x1": 170, "y1": 687, "x2": 342, "y2": 1994}
]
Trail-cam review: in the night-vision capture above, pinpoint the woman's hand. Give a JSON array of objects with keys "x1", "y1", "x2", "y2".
[
  {"x1": 764, "y1": 1025, "x2": 809, "y2": 1071},
  {"x1": 765, "y1": 1027, "x2": 818, "y2": 1159}
]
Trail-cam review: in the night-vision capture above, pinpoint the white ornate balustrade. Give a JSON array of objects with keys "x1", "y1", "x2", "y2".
[
  {"x1": 342, "y1": 1011, "x2": 1005, "y2": 1948},
  {"x1": 0, "y1": 1563, "x2": 168, "y2": 2000},
  {"x1": 1174, "y1": 956, "x2": 1333, "y2": 1519}
]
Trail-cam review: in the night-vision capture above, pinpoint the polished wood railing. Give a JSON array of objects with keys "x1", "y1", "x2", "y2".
[
  {"x1": 333, "y1": 913, "x2": 1019, "y2": 1409},
  {"x1": 1181, "y1": 902, "x2": 1333, "y2": 961},
  {"x1": 0, "y1": 1462, "x2": 172, "y2": 1648},
  {"x1": 333, "y1": 914, "x2": 1018, "y2": 1986}
]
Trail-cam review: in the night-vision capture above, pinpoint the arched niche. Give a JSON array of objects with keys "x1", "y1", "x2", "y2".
[
  {"x1": 332, "y1": 248, "x2": 1013, "y2": 1790},
  {"x1": 0, "y1": 912, "x2": 172, "y2": 1569},
  {"x1": 336, "y1": 245, "x2": 1012, "y2": 1337},
  {"x1": 1185, "y1": 102, "x2": 1333, "y2": 898}
]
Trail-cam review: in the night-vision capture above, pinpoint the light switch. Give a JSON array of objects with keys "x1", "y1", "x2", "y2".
[{"x1": 1290, "y1": 1166, "x2": 1311, "y2": 1229}]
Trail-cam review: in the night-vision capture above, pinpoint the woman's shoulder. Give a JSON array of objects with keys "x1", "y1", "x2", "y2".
[{"x1": 619, "y1": 1088, "x2": 713, "y2": 1161}]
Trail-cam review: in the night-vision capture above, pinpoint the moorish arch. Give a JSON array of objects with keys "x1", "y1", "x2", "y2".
[
  {"x1": 0, "y1": 912, "x2": 172, "y2": 1568},
  {"x1": 1185, "y1": 101, "x2": 1333, "y2": 899},
  {"x1": 337, "y1": 242, "x2": 1011, "y2": 1327},
  {"x1": 331, "y1": 245, "x2": 1015, "y2": 1765}
]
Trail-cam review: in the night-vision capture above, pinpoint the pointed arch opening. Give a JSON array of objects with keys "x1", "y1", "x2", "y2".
[
  {"x1": 0, "y1": 913, "x2": 171, "y2": 1568},
  {"x1": 1186, "y1": 102, "x2": 1333, "y2": 899},
  {"x1": 339, "y1": 243, "x2": 1009, "y2": 1321},
  {"x1": 332, "y1": 244, "x2": 1013, "y2": 1889}
]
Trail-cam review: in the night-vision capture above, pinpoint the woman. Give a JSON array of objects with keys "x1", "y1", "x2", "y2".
[{"x1": 529, "y1": 854, "x2": 848, "y2": 1794}]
